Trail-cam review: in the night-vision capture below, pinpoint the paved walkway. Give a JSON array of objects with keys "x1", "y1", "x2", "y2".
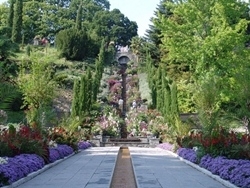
[{"x1": 14, "y1": 147, "x2": 237, "y2": 188}]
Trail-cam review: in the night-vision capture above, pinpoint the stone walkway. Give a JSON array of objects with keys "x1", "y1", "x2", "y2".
[{"x1": 10, "y1": 147, "x2": 238, "y2": 188}]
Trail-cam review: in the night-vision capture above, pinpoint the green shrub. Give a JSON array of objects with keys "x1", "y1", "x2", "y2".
[{"x1": 56, "y1": 28, "x2": 98, "y2": 61}]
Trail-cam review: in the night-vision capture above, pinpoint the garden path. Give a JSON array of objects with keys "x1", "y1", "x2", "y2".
[{"x1": 15, "y1": 147, "x2": 236, "y2": 188}]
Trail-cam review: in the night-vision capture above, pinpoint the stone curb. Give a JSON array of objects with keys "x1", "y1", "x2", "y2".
[
  {"x1": 130, "y1": 152, "x2": 140, "y2": 188},
  {"x1": 162, "y1": 149, "x2": 239, "y2": 188},
  {"x1": 1, "y1": 151, "x2": 81, "y2": 188},
  {"x1": 108, "y1": 148, "x2": 119, "y2": 187}
]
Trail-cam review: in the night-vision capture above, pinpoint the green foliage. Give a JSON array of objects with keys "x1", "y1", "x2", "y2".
[
  {"x1": 0, "y1": 141, "x2": 14, "y2": 157},
  {"x1": 194, "y1": 74, "x2": 221, "y2": 133},
  {"x1": 48, "y1": 127, "x2": 79, "y2": 151},
  {"x1": 0, "y1": 27, "x2": 19, "y2": 61},
  {"x1": 56, "y1": 28, "x2": 97, "y2": 61},
  {"x1": 230, "y1": 67, "x2": 250, "y2": 132},
  {"x1": 90, "y1": 8, "x2": 138, "y2": 47},
  {"x1": 26, "y1": 44, "x2": 31, "y2": 56},
  {"x1": 71, "y1": 78, "x2": 81, "y2": 117},
  {"x1": 11, "y1": 0, "x2": 23, "y2": 43},
  {"x1": 177, "y1": 79, "x2": 196, "y2": 113},
  {"x1": 17, "y1": 53, "x2": 57, "y2": 126},
  {"x1": 178, "y1": 128, "x2": 250, "y2": 160},
  {"x1": 0, "y1": 124, "x2": 49, "y2": 160},
  {"x1": 151, "y1": 0, "x2": 250, "y2": 132},
  {"x1": 7, "y1": 0, "x2": 14, "y2": 28},
  {"x1": 0, "y1": 83, "x2": 23, "y2": 112},
  {"x1": 75, "y1": 3, "x2": 83, "y2": 30},
  {"x1": 71, "y1": 68, "x2": 94, "y2": 118}
]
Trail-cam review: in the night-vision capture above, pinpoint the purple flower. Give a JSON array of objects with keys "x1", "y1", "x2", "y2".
[
  {"x1": 177, "y1": 148, "x2": 198, "y2": 163},
  {"x1": 49, "y1": 144, "x2": 74, "y2": 163},
  {"x1": 0, "y1": 154, "x2": 45, "y2": 186},
  {"x1": 200, "y1": 155, "x2": 250, "y2": 187},
  {"x1": 78, "y1": 141, "x2": 91, "y2": 150},
  {"x1": 157, "y1": 143, "x2": 174, "y2": 151}
]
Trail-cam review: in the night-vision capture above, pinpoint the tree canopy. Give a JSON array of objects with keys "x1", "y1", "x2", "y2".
[{"x1": 0, "y1": 0, "x2": 138, "y2": 47}]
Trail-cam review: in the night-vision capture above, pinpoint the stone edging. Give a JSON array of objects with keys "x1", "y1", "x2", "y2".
[
  {"x1": 162, "y1": 149, "x2": 239, "y2": 188},
  {"x1": 2, "y1": 151, "x2": 80, "y2": 188}
]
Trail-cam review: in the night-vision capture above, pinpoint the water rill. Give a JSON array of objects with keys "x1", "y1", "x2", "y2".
[{"x1": 110, "y1": 147, "x2": 137, "y2": 188}]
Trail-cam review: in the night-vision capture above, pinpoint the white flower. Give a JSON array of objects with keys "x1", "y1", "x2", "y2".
[
  {"x1": 49, "y1": 140, "x2": 58, "y2": 148},
  {"x1": 193, "y1": 146, "x2": 198, "y2": 152},
  {"x1": 0, "y1": 157, "x2": 8, "y2": 165}
]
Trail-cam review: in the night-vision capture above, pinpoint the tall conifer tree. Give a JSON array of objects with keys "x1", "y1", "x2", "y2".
[
  {"x1": 75, "y1": 3, "x2": 82, "y2": 30},
  {"x1": 7, "y1": 0, "x2": 15, "y2": 28},
  {"x1": 11, "y1": 0, "x2": 23, "y2": 43}
]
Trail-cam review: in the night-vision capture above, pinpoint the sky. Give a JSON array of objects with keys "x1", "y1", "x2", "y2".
[{"x1": 109, "y1": 0, "x2": 160, "y2": 37}]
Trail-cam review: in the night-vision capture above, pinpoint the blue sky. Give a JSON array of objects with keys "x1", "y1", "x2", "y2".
[{"x1": 0, "y1": 0, "x2": 159, "y2": 36}]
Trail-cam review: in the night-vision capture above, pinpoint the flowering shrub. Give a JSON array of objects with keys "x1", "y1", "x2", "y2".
[
  {"x1": 49, "y1": 144, "x2": 74, "y2": 163},
  {"x1": 47, "y1": 127, "x2": 78, "y2": 151},
  {"x1": 0, "y1": 124, "x2": 49, "y2": 161},
  {"x1": 177, "y1": 128, "x2": 250, "y2": 159},
  {"x1": 78, "y1": 141, "x2": 91, "y2": 150},
  {"x1": 95, "y1": 109, "x2": 120, "y2": 137},
  {"x1": 0, "y1": 154, "x2": 45, "y2": 186},
  {"x1": 157, "y1": 143, "x2": 174, "y2": 152},
  {"x1": 177, "y1": 148, "x2": 198, "y2": 163},
  {"x1": 200, "y1": 154, "x2": 250, "y2": 188}
]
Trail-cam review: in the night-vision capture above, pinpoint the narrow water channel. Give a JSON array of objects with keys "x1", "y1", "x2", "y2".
[{"x1": 110, "y1": 147, "x2": 137, "y2": 188}]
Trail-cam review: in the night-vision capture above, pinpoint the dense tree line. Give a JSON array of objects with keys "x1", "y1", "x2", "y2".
[
  {"x1": 0, "y1": 0, "x2": 138, "y2": 60},
  {"x1": 144, "y1": 0, "x2": 250, "y2": 133}
]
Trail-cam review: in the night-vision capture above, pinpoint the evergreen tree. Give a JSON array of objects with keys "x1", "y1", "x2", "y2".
[
  {"x1": 79, "y1": 74, "x2": 87, "y2": 115},
  {"x1": 163, "y1": 77, "x2": 171, "y2": 121},
  {"x1": 7, "y1": 0, "x2": 14, "y2": 28},
  {"x1": 75, "y1": 3, "x2": 82, "y2": 30},
  {"x1": 156, "y1": 67, "x2": 163, "y2": 111},
  {"x1": 56, "y1": 28, "x2": 95, "y2": 60},
  {"x1": 11, "y1": 0, "x2": 22, "y2": 43},
  {"x1": 71, "y1": 79, "x2": 81, "y2": 117},
  {"x1": 170, "y1": 81, "x2": 178, "y2": 118},
  {"x1": 85, "y1": 68, "x2": 93, "y2": 113}
]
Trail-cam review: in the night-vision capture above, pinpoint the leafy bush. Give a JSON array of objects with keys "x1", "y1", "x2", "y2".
[
  {"x1": 47, "y1": 127, "x2": 79, "y2": 151},
  {"x1": 0, "y1": 83, "x2": 23, "y2": 113},
  {"x1": 56, "y1": 28, "x2": 98, "y2": 61},
  {"x1": 177, "y1": 127, "x2": 250, "y2": 160},
  {"x1": 0, "y1": 124, "x2": 49, "y2": 162}
]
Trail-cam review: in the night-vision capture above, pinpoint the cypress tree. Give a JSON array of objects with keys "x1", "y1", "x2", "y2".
[
  {"x1": 151, "y1": 79, "x2": 157, "y2": 108},
  {"x1": 92, "y1": 77, "x2": 99, "y2": 102},
  {"x1": 163, "y1": 77, "x2": 171, "y2": 121},
  {"x1": 71, "y1": 79, "x2": 81, "y2": 117},
  {"x1": 7, "y1": 0, "x2": 14, "y2": 28},
  {"x1": 156, "y1": 68, "x2": 162, "y2": 111},
  {"x1": 12, "y1": 0, "x2": 23, "y2": 43},
  {"x1": 170, "y1": 81, "x2": 179, "y2": 118},
  {"x1": 75, "y1": 3, "x2": 82, "y2": 30},
  {"x1": 79, "y1": 74, "x2": 87, "y2": 115},
  {"x1": 85, "y1": 68, "x2": 92, "y2": 113}
]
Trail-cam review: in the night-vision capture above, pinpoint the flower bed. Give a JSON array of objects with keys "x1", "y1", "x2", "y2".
[
  {"x1": 0, "y1": 142, "x2": 91, "y2": 186},
  {"x1": 78, "y1": 141, "x2": 91, "y2": 150},
  {"x1": 49, "y1": 144, "x2": 74, "y2": 163},
  {"x1": 0, "y1": 154, "x2": 45, "y2": 186},
  {"x1": 158, "y1": 143, "x2": 250, "y2": 188}
]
